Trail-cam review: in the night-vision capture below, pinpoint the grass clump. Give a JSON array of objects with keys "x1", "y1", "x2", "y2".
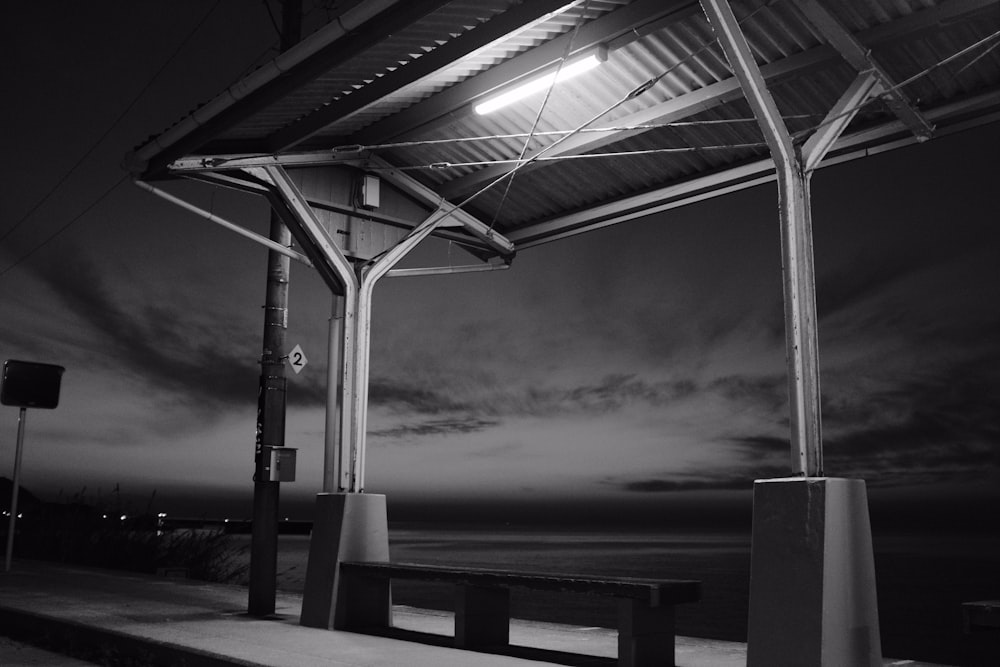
[{"x1": 5, "y1": 487, "x2": 248, "y2": 584}]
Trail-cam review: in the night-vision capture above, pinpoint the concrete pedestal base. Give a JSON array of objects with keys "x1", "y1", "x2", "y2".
[
  {"x1": 747, "y1": 477, "x2": 881, "y2": 667},
  {"x1": 299, "y1": 492, "x2": 389, "y2": 629}
]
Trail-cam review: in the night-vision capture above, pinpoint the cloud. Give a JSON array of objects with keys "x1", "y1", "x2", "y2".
[
  {"x1": 612, "y1": 464, "x2": 790, "y2": 493},
  {"x1": 559, "y1": 374, "x2": 697, "y2": 413},
  {"x1": 370, "y1": 416, "x2": 499, "y2": 441},
  {"x1": 369, "y1": 379, "x2": 475, "y2": 413},
  {"x1": 708, "y1": 374, "x2": 786, "y2": 413},
  {"x1": 717, "y1": 356, "x2": 1000, "y2": 489},
  {"x1": 287, "y1": 372, "x2": 477, "y2": 413},
  {"x1": 28, "y1": 247, "x2": 259, "y2": 412},
  {"x1": 466, "y1": 441, "x2": 525, "y2": 459},
  {"x1": 365, "y1": 372, "x2": 699, "y2": 426},
  {"x1": 815, "y1": 251, "x2": 932, "y2": 322},
  {"x1": 729, "y1": 435, "x2": 789, "y2": 460},
  {"x1": 607, "y1": 340, "x2": 1000, "y2": 496}
]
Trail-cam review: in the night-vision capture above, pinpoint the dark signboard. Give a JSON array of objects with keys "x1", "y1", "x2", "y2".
[{"x1": 1, "y1": 360, "x2": 65, "y2": 409}]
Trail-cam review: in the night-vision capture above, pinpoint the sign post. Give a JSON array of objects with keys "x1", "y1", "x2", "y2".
[
  {"x1": 2, "y1": 359, "x2": 65, "y2": 572},
  {"x1": 5, "y1": 408, "x2": 28, "y2": 572}
]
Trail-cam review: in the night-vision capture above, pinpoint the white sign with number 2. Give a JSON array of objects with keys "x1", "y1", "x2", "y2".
[{"x1": 288, "y1": 344, "x2": 307, "y2": 374}]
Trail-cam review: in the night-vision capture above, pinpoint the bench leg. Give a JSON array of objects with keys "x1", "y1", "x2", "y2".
[
  {"x1": 455, "y1": 585, "x2": 510, "y2": 649},
  {"x1": 335, "y1": 574, "x2": 391, "y2": 631},
  {"x1": 618, "y1": 599, "x2": 675, "y2": 667}
]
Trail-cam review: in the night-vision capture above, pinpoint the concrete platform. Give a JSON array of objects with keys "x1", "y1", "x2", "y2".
[
  {"x1": 0, "y1": 636, "x2": 95, "y2": 666},
  {"x1": 0, "y1": 560, "x2": 949, "y2": 666}
]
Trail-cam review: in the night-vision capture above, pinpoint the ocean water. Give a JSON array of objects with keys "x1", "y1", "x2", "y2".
[{"x1": 236, "y1": 527, "x2": 999, "y2": 666}]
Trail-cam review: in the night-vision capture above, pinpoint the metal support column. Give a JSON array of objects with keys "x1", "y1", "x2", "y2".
[
  {"x1": 700, "y1": 0, "x2": 823, "y2": 476},
  {"x1": 323, "y1": 296, "x2": 347, "y2": 493},
  {"x1": 261, "y1": 167, "x2": 452, "y2": 493},
  {"x1": 261, "y1": 165, "x2": 357, "y2": 493},
  {"x1": 348, "y1": 208, "x2": 450, "y2": 491},
  {"x1": 702, "y1": 7, "x2": 884, "y2": 665}
]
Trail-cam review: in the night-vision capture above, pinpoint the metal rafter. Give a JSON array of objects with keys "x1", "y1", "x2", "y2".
[
  {"x1": 791, "y1": 0, "x2": 934, "y2": 140},
  {"x1": 440, "y1": 49, "x2": 824, "y2": 199},
  {"x1": 349, "y1": 0, "x2": 701, "y2": 146},
  {"x1": 140, "y1": 0, "x2": 454, "y2": 177},
  {"x1": 266, "y1": 0, "x2": 582, "y2": 153},
  {"x1": 170, "y1": 153, "x2": 507, "y2": 257},
  {"x1": 133, "y1": 0, "x2": 995, "y2": 177},
  {"x1": 441, "y1": 0, "x2": 990, "y2": 199},
  {"x1": 507, "y1": 91, "x2": 1000, "y2": 248},
  {"x1": 367, "y1": 155, "x2": 516, "y2": 258},
  {"x1": 170, "y1": 152, "x2": 369, "y2": 172}
]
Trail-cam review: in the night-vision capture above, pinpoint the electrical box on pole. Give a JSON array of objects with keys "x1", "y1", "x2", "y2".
[{"x1": 257, "y1": 445, "x2": 297, "y2": 482}]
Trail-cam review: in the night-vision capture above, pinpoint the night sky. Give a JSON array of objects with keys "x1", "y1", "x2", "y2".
[{"x1": 2, "y1": 3, "x2": 998, "y2": 529}]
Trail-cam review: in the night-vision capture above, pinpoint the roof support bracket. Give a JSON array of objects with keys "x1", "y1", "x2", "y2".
[
  {"x1": 258, "y1": 165, "x2": 455, "y2": 493},
  {"x1": 169, "y1": 151, "x2": 369, "y2": 173},
  {"x1": 368, "y1": 156, "x2": 516, "y2": 258},
  {"x1": 348, "y1": 205, "x2": 452, "y2": 491},
  {"x1": 701, "y1": 0, "x2": 823, "y2": 477},
  {"x1": 133, "y1": 179, "x2": 314, "y2": 267},
  {"x1": 791, "y1": 0, "x2": 934, "y2": 141},
  {"x1": 257, "y1": 165, "x2": 358, "y2": 493},
  {"x1": 802, "y1": 70, "x2": 882, "y2": 172}
]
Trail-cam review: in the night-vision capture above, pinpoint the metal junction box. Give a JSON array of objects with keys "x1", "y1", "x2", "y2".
[{"x1": 258, "y1": 446, "x2": 297, "y2": 482}]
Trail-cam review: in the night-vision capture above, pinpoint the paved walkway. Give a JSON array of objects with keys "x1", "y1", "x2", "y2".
[
  {"x1": 0, "y1": 560, "x2": 746, "y2": 666},
  {"x1": 0, "y1": 636, "x2": 95, "y2": 667},
  {"x1": 0, "y1": 560, "x2": 950, "y2": 666}
]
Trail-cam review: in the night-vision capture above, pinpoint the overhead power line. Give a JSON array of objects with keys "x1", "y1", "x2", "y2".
[
  {"x1": 0, "y1": 176, "x2": 128, "y2": 279},
  {"x1": 0, "y1": 1, "x2": 222, "y2": 248}
]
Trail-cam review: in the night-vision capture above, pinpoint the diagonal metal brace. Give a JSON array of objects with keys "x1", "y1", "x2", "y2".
[
  {"x1": 255, "y1": 165, "x2": 359, "y2": 493},
  {"x1": 252, "y1": 166, "x2": 354, "y2": 297},
  {"x1": 367, "y1": 155, "x2": 516, "y2": 258},
  {"x1": 791, "y1": 0, "x2": 934, "y2": 141},
  {"x1": 802, "y1": 70, "x2": 883, "y2": 172}
]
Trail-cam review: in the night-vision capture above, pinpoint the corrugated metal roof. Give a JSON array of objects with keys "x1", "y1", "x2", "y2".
[{"x1": 134, "y1": 0, "x2": 1000, "y2": 253}]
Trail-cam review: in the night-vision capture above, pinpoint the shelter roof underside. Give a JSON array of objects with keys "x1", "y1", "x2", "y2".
[{"x1": 134, "y1": 0, "x2": 1000, "y2": 254}]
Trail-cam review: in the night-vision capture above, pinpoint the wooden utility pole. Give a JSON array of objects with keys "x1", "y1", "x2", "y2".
[{"x1": 248, "y1": 0, "x2": 302, "y2": 618}]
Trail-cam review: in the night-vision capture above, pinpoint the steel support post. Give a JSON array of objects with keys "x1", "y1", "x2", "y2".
[
  {"x1": 262, "y1": 165, "x2": 357, "y2": 493},
  {"x1": 262, "y1": 167, "x2": 449, "y2": 492},
  {"x1": 701, "y1": 0, "x2": 823, "y2": 476},
  {"x1": 348, "y1": 208, "x2": 449, "y2": 491},
  {"x1": 323, "y1": 296, "x2": 347, "y2": 493},
  {"x1": 703, "y1": 7, "x2": 882, "y2": 664}
]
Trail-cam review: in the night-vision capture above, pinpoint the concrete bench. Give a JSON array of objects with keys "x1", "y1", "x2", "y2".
[
  {"x1": 336, "y1": 561, "x2": 700, "y2": 667},
  {"x1": 963, "y1": 600, "x2": 1000, "y2": 634},
  {"x1": 962, "y1": 601, "x2": 1000, "y2": 665}
]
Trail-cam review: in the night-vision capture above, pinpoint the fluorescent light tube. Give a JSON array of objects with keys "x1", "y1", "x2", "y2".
[{"x1": 474, "y1": 48, "x2": 607, "y2": 115}]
